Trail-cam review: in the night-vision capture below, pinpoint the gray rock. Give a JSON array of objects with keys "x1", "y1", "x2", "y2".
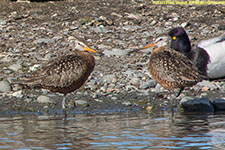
[
  {"x1": 12, "y1": 90, "x2": 23, "y2": 98},
  {"x1": 129, "y1": 76, "x2": 139, "y2": 85},
  {"x1": 103, "y1": 48, "x2": 129, "y2": 56},
  {"x1": 150, "y1": 20, "x2": 157, "y2": 26},
  {"x1": 102, "y1": 75, "x2": 116, "y2": 84},
  {"x1": 36, "y1": 38, "x2": 54, "y2": 44},
  {"x1": 122, "y1": 101, "x2": 132, "y2": 106},
  {"x1": 37, "y1": 95, "x2": 54, "y2": 103},
  {"x1": 75, "y1": 100, "x2": 88, "y2": 106},
  {"x1": 0, "y1": 80, "x2": 12, "y2": 92},
  {"x1": 179, "y1": 97, "x2": 214, "y2": 112},
  {"x1": 181, "y1": 22, "x2": 189, "y2": 28},
  {"x1": 213, "y1": 98, "x2": 225, "y2": 111},
  {"x1": 97, "y1": 44, "x2": 112, "y2": 50},
  {"x1": 165, "y1": 21, "x2": 173, "y2": 26},
  {"x1": 8, "y1": 63, "x2": 22, "y2": 71},
  {"x1": 0, "y1": 19, "x2": 6, "y2": 25},
  {"x1": 0, "y1": 56, "x2": 13, "y2": 63},
  {"x1": 140, "y1": 80, "x2": 157, "y2": 89},
  {"x1": 197, "y1": 80, "x2": 218, "y2": 90},
  {"x1": 121, "y1": 25, "x2": 141, "y2": 32},
  {"x1": 29, "y1": 64, "x2": 42, "y2": 72},
  {"x1": 91, "y1": 26, "x2": 110, "y2": 33},
  {"x1": 93, "y1": 92, "x2": 102, "y2": 99}
]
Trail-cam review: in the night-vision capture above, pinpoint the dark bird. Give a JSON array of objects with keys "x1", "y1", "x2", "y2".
[
  {"x1": 20, "y1": 37, "x2": 97, "y2": 110},
  {"x1": 141, "y1": 37, "x2": 206, "y2": 104},
  {"x1": 169, "y1": 27, "x2": 225, "y2": 79}
]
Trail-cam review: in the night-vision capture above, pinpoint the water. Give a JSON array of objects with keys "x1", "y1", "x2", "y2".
[{"x1": 0, "y1": 111, "x2": 225, "y2": 149}]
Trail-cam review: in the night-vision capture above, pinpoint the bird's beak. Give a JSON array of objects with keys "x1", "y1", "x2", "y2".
[
  {"x1": 140, "y1": 43, "x2": 157, "y2": 50},
  {"x1": 84, "y1": 46, "x2": 97, "y2": 53}
]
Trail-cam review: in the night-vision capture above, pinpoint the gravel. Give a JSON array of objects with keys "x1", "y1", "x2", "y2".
[{"x1": 0, "y1": 1, "x2": 224, "y2": 114}]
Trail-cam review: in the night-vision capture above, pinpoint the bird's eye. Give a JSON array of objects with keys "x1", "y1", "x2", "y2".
[{"x1": 172, "y1": 36, "x2": 176, "y2": 40}]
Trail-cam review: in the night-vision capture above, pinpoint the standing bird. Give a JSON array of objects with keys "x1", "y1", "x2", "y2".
[
  {"x1": 169, "y1": 27, "x2": 225, "y2": 79},
  {"x1": 141, "y1": 37, "x2": 206, "y2": 107},
  {"x1": 19, "y1": 37, "x2": 97, "y2": 110}
]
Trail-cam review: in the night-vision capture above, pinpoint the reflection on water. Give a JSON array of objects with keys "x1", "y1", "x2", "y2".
[{"x1": 0, "y1": 111, "x2": 225, "y2": 149}]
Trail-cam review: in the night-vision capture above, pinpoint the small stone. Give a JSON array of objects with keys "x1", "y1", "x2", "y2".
[
  {"x1": 173, "y1": 17, "x2": 179, "y2": 21},
  {"x1": 37, "y1": 95, "x2": 54, "y2": 103},
  {"x1": 103, "y1": 49, "x2": 129, "y2": 56},
  {"x1": 0, "y1": 80, "x2": 12, "y2": 92},
  {"x1": 8, "y1": 63, "x2": 22, "y2": 71},
  {"x1": 121, "y1": 25, "x2": 141, "y2": 32},
  {"x1": 91, "y1": 26, "x2": 110, "y2": 33},
  {"x1": 102, "y1": 75, "x2": 116, "y2": 84},
  {"x1": 150, "y1": 20, "x2": 157, "y2": 26},
  {"x1": 36, "y1": 38, "x2": 54, "y2": 44},
  {"x1": 122, "y1": 101, "x2": 132, "y2": 106},
  {"x1": 181, "y1": 22, "x2": 190, "y2": 28},
  {"x1": 0, "y1": 56, "x2": 13, "y2": 63},
  {"x1": 29, "y1": 64, "x2": 42, "y2": 72},
  {"x1": 146, "y1": 106, "x2": 153, "y2": 111},
  {"x1": 179, "y1": 97, "x2": 214, "y2": 113},
  {"x1": 12, "y1": 90, "x2": 23, "y2": 98},
  {"x1": 165, "y1": 21, "x2": 173, "y2": 26},
  {"x1": 129, "y1": 76, "x2": 139, "y2": 85},
  {"x1": 0, "y1": 19, "x2": 6, "y2": 25},
  {"x1": 93, "y1": 92, "x2": 102, "y2": 99},
  {"x1": 140, "y1": 80, "x2": 157, "y2": 89},
  {"x1": 197, "y1": 80, "x2": 218, "y2": 90},
  {"x1": 75, "y1": 100, "x2": 88, "y2": 106}
]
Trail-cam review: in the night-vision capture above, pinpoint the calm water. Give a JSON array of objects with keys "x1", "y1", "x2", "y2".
[{"x1": 0, "y1": 110, "x2": 225, "y2": 149}]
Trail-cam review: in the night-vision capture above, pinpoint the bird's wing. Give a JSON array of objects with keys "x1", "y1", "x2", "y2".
[
  {"x1": 23, "y1": 55, "x2": 90, "y2": 87},
  {"x1": 150, "y1": 49, "x2": 202, "y2": 86}
]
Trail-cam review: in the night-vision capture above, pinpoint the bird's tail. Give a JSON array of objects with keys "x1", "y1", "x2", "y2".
[{"x1": 12, "y1": 77, "x2": 42, "y2": 89}]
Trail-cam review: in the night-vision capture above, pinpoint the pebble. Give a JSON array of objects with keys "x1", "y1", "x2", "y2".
[
  {"x1": 0, "y1": 19, "x2": 6, "y2": 25},
  {"x1": 91, "y1": 26, "x2": 109, "y2": 33},
  {"x1": 0, "y1": 80, "x2": 12, "y2": 92},
  {"x1": 181, "y1": 22, "x2": 189, "y2": 28},
  {"x1": 122, "y1": 101, "x2": 132, "y2": 106},
  {"x1": 75, "y1": 100, "x2": 88, "y2": 106},
  {"x1": 179, "y1": 97, "x2": 214, "y2": 112},
  {"x1": 129, "y1": 76, "x2": 139, "y2": 85},
  {"x1": 150, "y1": 20, "x2": 157, "y2": 26},
  {"x1": 37, "y1": 95, "x2": 54, "y2": 104},
  {"x1": 29, "y1": 64, "x2": 42, "y2": 72},
  {"x1": 197, "y1": 80, "x2": 218, "y2": 90},
  {"x1": 8, "y1": 63, "x2": 22, "y2": 71},
  {"x1": 36, "y1": 38, "x2": 54, "y2": 44},
  {"x1": 121, "y1": 25, "x2": 141, "y2": 32},
  {"x1": 140, "y1": 80, "x2": 157, "y2": 89},
  {"x1": 103, "y1": 48, "x2": 129, "y2": 56},
  {"x1": 12, "y1": 90, "x2": 24, "y2": 98},
  {"x1": 102, "y1": 75, "x2": 117, "y2": 84}
]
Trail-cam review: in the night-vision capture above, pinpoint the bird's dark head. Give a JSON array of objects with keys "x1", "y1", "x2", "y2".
[{"x1": 168, "y1": 27, "x2": 191, "y2": 54}]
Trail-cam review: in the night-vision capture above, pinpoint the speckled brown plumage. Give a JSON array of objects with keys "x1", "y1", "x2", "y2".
[
  {"x1": 149, "y1": 45, "x2": 205, "y2": 92},
  {"x1": 22, "y1": 50, "x2": 95, "y2": 94},
  {"x1": 20, "y1": 38, "x2": 97, "y2": 110}
]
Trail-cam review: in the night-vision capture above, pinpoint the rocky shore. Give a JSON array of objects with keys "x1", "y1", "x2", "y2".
[{"x1": 0, "y1": 0, "x2": 225, "y2": 115}]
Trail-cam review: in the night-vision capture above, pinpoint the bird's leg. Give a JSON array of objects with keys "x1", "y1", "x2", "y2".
[
  {"x1": 62, "y1": 93, "x2": 67, "y2": 119},
  {"x1": 169, "y1": 91, "x2": 174, "y2": 117},
  {"x1": 62, "y1": 93, "x2": 67, "y2": 110},
  {"x1": 176, "y1": 87, "x2": 184, "y2": 97}
]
